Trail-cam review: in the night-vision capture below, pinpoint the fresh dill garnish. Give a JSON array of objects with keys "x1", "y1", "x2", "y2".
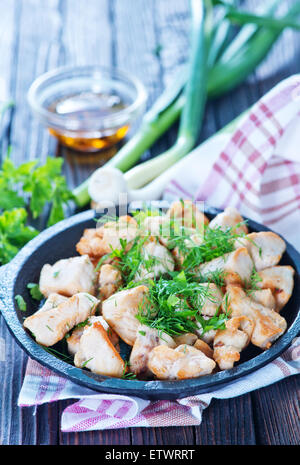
[
  {"x1": 94, "y1": 254, "x2": 110, "y2": 272},
  {"x1": 43, "y1": 346, "x2": 73, "y2": 363},
  {"x1": 197, "y1": 269, "x2": 227, "y2": 288},
  {"x1": 74, "y1": 319, "x2": 91, "y2": 329},
  {"x1": 15, "y1": 294, "x2": 26, "y2": 311},
  {"x1": 46, "y1": 325, "x2": 54, "y2": 332},
  {"x1": 245, "y1": 267, "x2": 262, "y2": 295},
  {"x1": 135, "y1": 272, "x2": 227, "y2": 337},
  {"x1": 82, "y1": 357, "x2": 94, "y2": 368},
  {"x1": 107, "y1": 235, "x2": 166, "y2": 286},
  {"x1": 121, "y1": 360, "x2": 137, "y2": 379},
  {"x1": 53, "y1": 270, "x2": 60, "y2": 278},
  {"x1": 196, "y1": 293, "x2": 231, "y2": 334},
  {"x1": 90, "y1": 209, "x2": 237, "y2": 341},
  {"x1": 167, "y1": 222, "x2": 248, "y2": 272},
  {"x1": 122, "y1": 372, "x2": 137, "y2": 380}
]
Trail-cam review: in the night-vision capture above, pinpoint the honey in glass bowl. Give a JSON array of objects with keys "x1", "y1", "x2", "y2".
[
  {"x1": 47, "y1": 91, "x2": 130, "y2": 152},
  {"x1": 27, "y1": 65, "x2": 147, "y2": 153}
]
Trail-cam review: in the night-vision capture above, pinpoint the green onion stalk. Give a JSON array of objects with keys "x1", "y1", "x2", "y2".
[
  {"x1": 74, "y1": 0, "x2": 212, "y2": 205},
  {"x1": 73, "y1": 0, "x2": 300, "y2": 205}
]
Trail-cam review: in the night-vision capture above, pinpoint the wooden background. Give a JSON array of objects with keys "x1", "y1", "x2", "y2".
[{"x1": 0, "y1": 0, "x2": 299, "y2": 445}]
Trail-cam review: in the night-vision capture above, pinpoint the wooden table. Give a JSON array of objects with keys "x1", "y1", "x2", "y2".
[{"x1": 0, "y1": 0, "x2": 299, "y2": 446}]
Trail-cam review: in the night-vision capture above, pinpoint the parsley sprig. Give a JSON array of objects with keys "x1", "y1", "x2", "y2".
[{"x1": 0, "y1": 154, "x2": 74, "y2": 265}]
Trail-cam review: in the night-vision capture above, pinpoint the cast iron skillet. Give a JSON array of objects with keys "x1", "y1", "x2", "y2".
[{"x1": 0, "y1": 205, "x2": 299, "y2": 400}]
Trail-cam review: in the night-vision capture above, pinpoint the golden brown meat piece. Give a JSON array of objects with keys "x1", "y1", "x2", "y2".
[
  {"x1": 148, "y1": 344, "x2": 216, "y2": 380},
  {"x1": 198, "y1": 247, "x2": 253, "y2": 286},
  {"x1": 67, "y1": 315, "x2": 119, "y2": 356},
  {"x1": 102, "y1": 285, "x2": 150, "y2": 346},
  {"x1": 250, "y1": 289, "x2": 276, "y2": 309},
  {"x1": 213, "y1": 316, "x2": 254, "y2": 370},
  {"x1": 129, "y1": 325, "x2": 176, "y2": 377},
  {"x1": 76, "y1": 228, "x2": 107, "y2": 258},
  {"x1": 224, "y1": 285, "x2": 287, "y2": 349},
  {"x1": 98, "y1": 264, "x2": 122, "y2": 300},
  {"x1": 237, "y1": 231, "x2": 286, "y2": 271},
  {"x1": 24, "y1": 293, "x2": 99, "y2": 347},
  {"x1": 209, "y1": 207, "x2": 248, "y2": 235},
  {"x1": 196, "y1": 322, "x2": 218, "y2": 344},
  {"x1": 173, "y1": 333, "x2": 198, "y2": 346},
  {"x1": 76, "y1": 215, "x2": 138, "y2": 259},
  {"x1": 166, "y1": 199, "x2": 209, "y2": 231},
  {"x1": 39, "y1": 255, "x2": 96, "y2": 298},
  {"x1": 193, "y1": 339, "x2": 214, "y2": 359},
  {"x1": 74, "y1": 321, "x2": 125, "y2": 377},
  {"x1": 256, "y1": 266, "x2": 295, "y2": 312}
]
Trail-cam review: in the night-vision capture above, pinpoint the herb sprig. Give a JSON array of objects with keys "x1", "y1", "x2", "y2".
[
  {"x1": 136, "y1": 272, "x2": 228, "y2": 337},
  {"x1": 0, "y1": 154, "x2": 74, "y2": 265}
]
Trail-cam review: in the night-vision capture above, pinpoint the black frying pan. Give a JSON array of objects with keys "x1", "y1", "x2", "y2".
[{"x1": 0, "y1": 206, "x2": 299, "y2": 400}]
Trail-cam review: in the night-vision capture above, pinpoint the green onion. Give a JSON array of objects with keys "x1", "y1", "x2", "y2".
[
  {"x1": 207, "y1": 0, "x2": 237, "y2": 67},
  {"x1": 73, "y1": 0, "x2": 300, "y2": 206},
  {"x1": 226, "y1": 9, "x2": 300, "y2": 31},
  {"x1": 208, "y1": 1, "x2": 300, "y2": 98},
  {"x1": 219, "y1": 0, "x2": 281, "y2": 63},
  {"x1": 73, "y1": 0, "x2": 211, "y2": 206},
  {"x1": 114, "y1": 0, "x2": 212, "y2": 191}
]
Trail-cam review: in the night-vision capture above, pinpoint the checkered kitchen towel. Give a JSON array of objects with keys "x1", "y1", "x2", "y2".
[{"x1": 18, "y1": 75, "x2": 300, "y2": 432}]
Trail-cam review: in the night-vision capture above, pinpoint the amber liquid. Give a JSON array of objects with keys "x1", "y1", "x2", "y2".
[{"x1": 48, "y1": 91, "x2": 130, "y2": 152}]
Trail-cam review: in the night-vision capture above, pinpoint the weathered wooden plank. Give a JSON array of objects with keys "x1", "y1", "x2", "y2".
[
  {"x1": 8, "y1": 0, "x2": 62, "y2": 164},
  {"x1": 196, "y1": 395, "x2": 256, "y2": 445},
  {"x1": 252, "y1": 376, "x2": 300, "y2": 445},
  {"x1": 0, "y1": 0, "x2": 64, "y2": 445},
  {"x1": 0, "y1": 0, "x2": 16, "y2": 157},
  {"x1": 131, "y1": 425, "x2": 195, "y2": 445}
]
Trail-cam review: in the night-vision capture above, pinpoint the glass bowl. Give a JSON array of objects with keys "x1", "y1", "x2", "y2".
[{"x1": 27, "y1": 65, "x2": 147, "y2": 152}]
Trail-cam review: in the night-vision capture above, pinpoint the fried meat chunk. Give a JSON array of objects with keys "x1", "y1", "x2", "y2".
[
  {"x1": 102, "y1": 285, "x2": 150, "y2": 346},
  {"x1": 74, "y1": 321, "x2": 125, "y2": 377},
  {"x1": 224, "y1": 285, "x2": 287, "y2": 349},
  {"x1": 129, "y1": 325, "x2": 176, "y2": 377},
  {"x1": 39, "y1": 255, "x2": 96, "y2": 298},
  {"x1": 213, "y1": 316, "x2": 253, "y2": 370},
  {"x1": 24, "y1": 293, "x2": 99, "y2": 346},
  {"x1": 237, "y1": 231, "x2": 286, "y2": 271},
  {"x1": 148, "y1": 344, "x2": 216, "y2": 380}
]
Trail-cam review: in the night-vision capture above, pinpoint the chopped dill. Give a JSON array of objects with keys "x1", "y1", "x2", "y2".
[
  {"x1": 167, "y1": 221, "x2": 248, "y2": 272},
  {"x1": 43, "y1": 346, "x2": 73, "y2": 363},
  {"x1": 81, "y1": 357, "x2": 94, "y2": 368},
  {"x1": 245, "y1": 267, "x2": 262, "y2": 295},
  {"x1": 135, "y1": 272, "x2": 229, "y2": 337},
  {"x1": 121, "y1": 360, "x2": 137, "y2": 379}
]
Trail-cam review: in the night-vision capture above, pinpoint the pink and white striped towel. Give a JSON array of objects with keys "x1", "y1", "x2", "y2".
[{"x1": 18, "y1": 75, "x2": 300, "y2": 432}]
